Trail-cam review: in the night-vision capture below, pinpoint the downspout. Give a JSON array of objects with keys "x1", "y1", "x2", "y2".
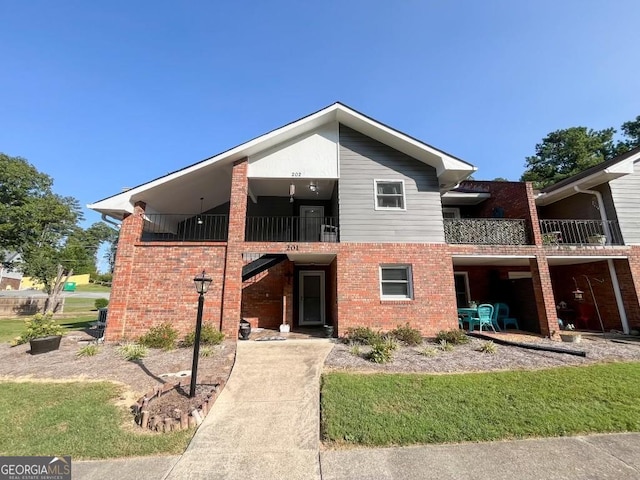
[
  {"x1": 573, "y1": 186, "x2": 629, "y2": 334},
  {"x1": 101, "y1": 214, "x2": 121, "y2": 229}
]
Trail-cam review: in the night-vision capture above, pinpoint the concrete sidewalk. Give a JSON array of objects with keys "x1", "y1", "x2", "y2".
[
  {"x1": 321, "y1": 433, "x2": 640, "y2": 480},
  {"x1": 165, "y1": 338, "x2": 334, "y2": 480}
]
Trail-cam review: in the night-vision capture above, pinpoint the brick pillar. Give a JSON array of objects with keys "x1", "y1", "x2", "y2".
[
  {"x1": 220, "y1": 159, "x2": 248, "y2": 338},
  {"x1": 524, "y1": 182, "x2": 543, "y2": 245},
  {"x1": 283, "y1": 262, "x2": 294, "y2": 328},
  {"x1": 628, "y1": 246, "x2": 640, "y2": 330},
  {"x1": 105, "y1": 201, "x2": 146, "y2": 341},
  {"x1": 530, "y1": 254, "x2": 559, "y2": 338}
]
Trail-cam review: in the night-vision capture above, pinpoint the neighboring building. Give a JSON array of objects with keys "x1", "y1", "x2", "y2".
[
  {"x1": 0, "y1": 252, "x2": 22, "y2": 290},
  {"x1": 88, "y1": 104, "x2": 640, "y2": 341}
]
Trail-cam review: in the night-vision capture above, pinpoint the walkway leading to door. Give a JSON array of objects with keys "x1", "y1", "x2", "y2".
[{"x1": 166, "y1": 339, "x2": 334, "y2": 480}]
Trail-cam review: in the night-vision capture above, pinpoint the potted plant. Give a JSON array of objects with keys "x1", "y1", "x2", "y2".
[
  {"x1": 13, "y1": 313, "x2": 66, "y2": 354},
  {"x1": 588, "y1": 234, "x2": 606, "y2": 245},
  {"x1": 559, "y1": 324, "x2": 582, "y2": 343}
]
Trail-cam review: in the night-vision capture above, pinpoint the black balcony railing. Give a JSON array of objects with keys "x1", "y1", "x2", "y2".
[
  {"x1": 539, "y1": 219, "x2": 624, "y2": 246},
  {"x1": 245, "y1": 216, "x2": 339, "y2": 242},
  {"x1": 141, "y1": 214, "x2": 229, "y2": 242},
  {"x1": 444, "y1": 218, "x2": 530, "y2": 245}
]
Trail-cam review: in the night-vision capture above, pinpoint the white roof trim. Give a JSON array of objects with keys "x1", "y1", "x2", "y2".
[
  {"x1": 536, "y1": 151, "x2": 640, "y2": 206},
  {"x1": 88, "y1": 103, "x2": 475, "y2": 217}
]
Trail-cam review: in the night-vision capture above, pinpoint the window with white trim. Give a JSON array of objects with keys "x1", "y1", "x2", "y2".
[
  {"x1": 374, "y1": 180, "x2": 405, "y2": 210},
  {"x1": 380, "y1": 265, "x2": 413, "y2": 299}
]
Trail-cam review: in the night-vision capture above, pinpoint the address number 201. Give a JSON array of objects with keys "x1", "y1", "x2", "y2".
[{"x1": 291, "y1": 172, "x2": 302, "y2": 177}]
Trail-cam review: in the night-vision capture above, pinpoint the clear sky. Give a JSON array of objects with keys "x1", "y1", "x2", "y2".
[{"x1": 1, "y1": 0, "x2": 639, "y2": 234}]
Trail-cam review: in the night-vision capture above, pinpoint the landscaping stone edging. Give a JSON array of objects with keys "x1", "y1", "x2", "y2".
[{"x1": 133, "y1": 376, "x2": 226, "y2": 432}]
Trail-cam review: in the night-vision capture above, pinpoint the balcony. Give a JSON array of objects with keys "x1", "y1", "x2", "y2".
[
  {"x1": 444, "y1": 218, "x2": 530, "y2": 245},
  {"x1": 141, "y1": 214, "x2": 228, "y2": 242},
  {"x1": 539, "y1": 219, "x2": 624, "y2": 246},
  {"x1": 245, "y1": 216, "x2": 339, "y2": 242}
]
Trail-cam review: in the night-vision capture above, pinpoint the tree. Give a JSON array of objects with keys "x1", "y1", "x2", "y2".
[
  {"x1": 0, "y1": 153, "x2": 81, "y2": 312},
  {"x1": 521, "y1": 116, "x2": 640, "y2": 189},
  {"x1": 520, "y1": 127, "x2": 615, "y2": 188}
]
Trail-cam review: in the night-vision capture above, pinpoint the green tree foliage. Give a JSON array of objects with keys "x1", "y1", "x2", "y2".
[{"x1": 521, "y1": 116, "x2": 640, "y2": 188}]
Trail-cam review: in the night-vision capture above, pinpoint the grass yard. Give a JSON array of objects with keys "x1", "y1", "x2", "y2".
[
  {"x1": 62, "y1": 296, "x2": 99, "y2": 313},
  {"x1": 0, "y1": 316, "x2": 95, "y2": 343},
  {"x1": 73, "y1": 283, "x2": 111, "y2": 293},
  {"x1": 0, "y1": 381, "x2": 192, "y2": 459},
  {"x1": 321, "y1": 362, "x2": 640, "y2": 446}
]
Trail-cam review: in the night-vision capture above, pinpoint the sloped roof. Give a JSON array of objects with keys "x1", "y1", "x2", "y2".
[
  {"x1": 88, "y1": 102, "x2": 476, "y2": 219},
  {"x1": 536, "y1": 146, "x2": 640, "y2": 206}
]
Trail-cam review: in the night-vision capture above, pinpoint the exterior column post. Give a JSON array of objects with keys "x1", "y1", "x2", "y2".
[
  {"x1": 220, "y1": 159, "x2": 248, "y2": 338},
  {"x1": 106, "y1": 201, "x2": 146, "y2": 341},
  {"x1": 524, "y1": 182, "x2": 543, "y2": 245},
  {"x1": 530, "y1": 254, "x2": 559, "y2": 339}
]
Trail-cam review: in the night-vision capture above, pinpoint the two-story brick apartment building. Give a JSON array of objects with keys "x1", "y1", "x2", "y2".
[{"x1": 89, "y1": 104, "x2": 640, "y2": 341}]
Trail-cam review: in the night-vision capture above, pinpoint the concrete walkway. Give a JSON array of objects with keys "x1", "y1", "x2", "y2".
[{"x1": 165, "y1": 338, "x2": 334, "y2": 480}]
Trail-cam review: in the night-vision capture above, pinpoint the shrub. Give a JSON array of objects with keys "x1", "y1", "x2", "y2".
[
  {"x1": 435, "y1": 329, "x2": 469, "y2": 345},
  {"x1": 138, "y1": 323, "x2": 179, "y2": 350},
  {"x1": 349, "y1": 345, "x2": 362, "y2": 356},
  {"x1": 478, "y1": 341, "x2": 498, "y2": 354},
  {"x1": 438, "y1": 339, "x2": 454, "y2": 352},
  {"x1": 76, "y1": 344, "x2": 99, "y2": 357},
  {"x1": 182, "y1": 323, "x2": 225, "y2": 347},
  {"x1": 390, "y1": 323, "x2": 423, "y2": 346},
  {"x1": 12, "y1": 313, "x2": 66, "y2": 345},
  {"x1": 116, "y1": 343, "x2": 148, "y2": 361},
  {"x1": 420, "y1": 347, "x2": 438, "y2": 357},
  {"x1": 367, "y1": 338, "x2": 397, "y2": 364},
  {"x1": 94, "y1": 298, "x2": 109, "y2": 309},
  {"x1": 199, "y1": 346, "x2": 214, "y2": 357},
  {"x1": 344, "y1": 327, "x2": 384, "y2": 346}
]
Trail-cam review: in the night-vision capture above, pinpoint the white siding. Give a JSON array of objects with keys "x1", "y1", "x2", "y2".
[{"x1": 610, "y1": 159, "x2": 640, "y2": 245}]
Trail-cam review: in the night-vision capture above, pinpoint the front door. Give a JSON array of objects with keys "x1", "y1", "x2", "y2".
[
  {"x1": 300, "y1": 206, "x2": 324, "y2": 242},
  {"x1": 299, "y1": 271, "x2": 325, "y2": 325}
]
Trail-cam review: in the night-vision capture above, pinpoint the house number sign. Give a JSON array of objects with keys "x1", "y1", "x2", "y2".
[{"x1": 286, "y1": 244, "x2": 299, "y2": 251}]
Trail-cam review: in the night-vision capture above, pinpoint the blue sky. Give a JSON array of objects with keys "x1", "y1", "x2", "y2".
[{"x1": 1, "y1": 0, "x2": 639, "y2": 236}]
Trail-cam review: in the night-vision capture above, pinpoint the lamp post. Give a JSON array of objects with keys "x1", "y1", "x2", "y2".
[{"x1": 190, "y1": 270, "x2": 212, "y2": 398}]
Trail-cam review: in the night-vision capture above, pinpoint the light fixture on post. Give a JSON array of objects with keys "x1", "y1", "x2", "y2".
[
  {"x1": 289, "y1": 183, "x2": 295, "y2": 203},
  {"x1": 197, "y1": 197, "x2": 204, "y2": 225},
  {"x1": 190, "y1": 270, "x2": 212, "y2": 398},
  {"x1": 572, "y1": 275, "x2": 606, "y2": 339}
]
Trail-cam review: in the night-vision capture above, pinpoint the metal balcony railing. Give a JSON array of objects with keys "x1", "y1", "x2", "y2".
[
  {"x1": 141, "y1": 214, "x2": 228, "y2": 242},
  {"x1": 539, "y1": 219, "x2": 624, "y2": 246},
  {"x1": 444, "y1": 218, "x2": 531, "y2": 245},
  {"x1": 245, "y1": 216, "x2": 339, "y2": 242}
]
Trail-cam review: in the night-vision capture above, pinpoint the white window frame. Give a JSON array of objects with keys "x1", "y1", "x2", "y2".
[
  {"x1": 379, "y1": 264, "x2": 413, "y2": 300},
  {"x1": 442, "y1": 207, "x2": 461, "y2": 219},
  {"x1": 374, "y1": 179, "x2": 406, "y2": 211}
]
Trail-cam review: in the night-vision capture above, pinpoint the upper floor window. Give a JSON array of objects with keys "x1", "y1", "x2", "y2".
[{"x1": 374, "y1": 180, "x2": 406, "y2": 210}]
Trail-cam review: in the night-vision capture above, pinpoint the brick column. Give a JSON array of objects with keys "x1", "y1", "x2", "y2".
[
  {"x1": 628, "y1": 246, "x2": 640, "y2": 329},
  {"x1": 524, "y1": 182, "x2": 543, "y2": 245},
  {"x1": 283, "y1": 262, "x2": 294, "y2": 327},
  {"x1": 105, "y1": 201, "x2": 146, "y2": 341},
  {"x1": 530, "y1": 254, "x2": 559, "y2": 338},
  {"x1": 220, "y1": 159, "x2": 248, "y2": 338}
]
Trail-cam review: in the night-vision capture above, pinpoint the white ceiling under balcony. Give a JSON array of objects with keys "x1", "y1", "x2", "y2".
[{"x1": 249, "y1": 178, "x2": 335, "y2": 201}]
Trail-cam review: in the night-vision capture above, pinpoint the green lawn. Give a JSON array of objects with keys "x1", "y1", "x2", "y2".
[
  {"x1": 0, "y1": 316, "x2": 95, "y2": 343},
  {"x1": 62, "y1": 297, "x2": 98, "y2": 313},
  {"x1": 0, "y1": 381, "x2": 192, "y2": 459},
  {"x1": 73, "y1": 283, "x2": 111, "y2": 293},
  {"x1": 321, "y1": 362, "x2": 640, "y2": 446}
]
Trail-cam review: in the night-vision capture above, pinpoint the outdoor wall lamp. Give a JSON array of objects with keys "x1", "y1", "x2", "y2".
[
  {"x1": 190, "y1": 270, "x2": 212, "y2": 397},
  {"x1": 197, "y1": 197, "x2": 204, "y2": 225},
  {"x1": 289, "y1": 183, "x2": 295, "y2": 203},
  {"x1": 308, "y1": 181, "x2": 318, "y2": 193}
]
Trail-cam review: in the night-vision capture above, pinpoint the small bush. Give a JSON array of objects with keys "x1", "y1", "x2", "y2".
[
  {"x1": 182, "y1": 323, "x2": 225, "y2": 347},
  {"x1": 349, "y1": 345, "x2": 362, "y2": 356},
  {"x1": 76, "y1": 344, "x2": 99, "y2": 357},
  {"x1": 420, "y1": 347, "x2": 438, "y2": 357},
  {"x1": 199, "y1": 346, "x2": 214, "y2": 358},
  {"x1": 344, "y1": 327, "x2": 384, "y2": 346},
  {"x1": 438, "y1": 339, "x2": 454, "y2": 352},
  {"x1": 94, "y1": 298, "x2": 109, "y2": 309},
  {"x1": 138, "y1": 323, "x2": 179, "y2": 350},
  {"x1": 366, "y1": 338, "x2": 397, "y2": 364},
  {"x1": 12, "y1": 313, "x2": 66, "y2": 345},
  {"x1": 478, "y1": 341, "x2": 498, "y2": 354},
  {"x1": 435, "y1": 329, "x2": 469, "y2": 345},
  {"x1": 116, "y1": 343, "x2": 148, "y2": 361},
  {"x1": 390, "y1": 323, "x2": 423, "y2": 346}
]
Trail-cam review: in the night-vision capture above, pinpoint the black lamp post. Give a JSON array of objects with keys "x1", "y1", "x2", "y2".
[{"x1": 190, "y1": 270, "x2": 212, "y2": 398}]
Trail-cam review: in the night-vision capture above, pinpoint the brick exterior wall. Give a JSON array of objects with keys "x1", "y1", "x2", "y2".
[{"x1": 241, "y1": 261, "x2": 289, "y2": 330}]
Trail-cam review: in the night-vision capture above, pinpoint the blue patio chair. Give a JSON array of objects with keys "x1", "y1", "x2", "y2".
[
  {"x1": 496, "y1": 303, "x2": 519, "y2": 330},
  {"x1": 469, "y1": 304, "x2": 495, "y2": 332}
]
